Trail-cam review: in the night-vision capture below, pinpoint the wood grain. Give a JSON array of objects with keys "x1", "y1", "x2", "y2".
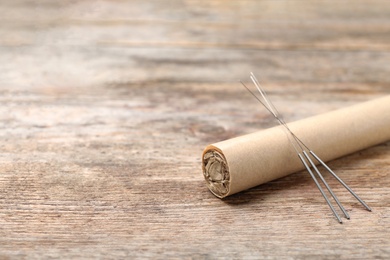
[{"x1": 0, "y1": 0, "x2": 389, "y2": 259}]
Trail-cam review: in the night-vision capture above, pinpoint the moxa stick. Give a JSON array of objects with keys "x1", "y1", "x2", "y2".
[{"x1": 202, "y1": 95, "x2": 390, "y2": 199}]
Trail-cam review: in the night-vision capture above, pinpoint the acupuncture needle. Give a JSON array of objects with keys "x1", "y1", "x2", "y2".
[
  {"x1": 246, "y1": 74, "x2": 372, "y2": 213},
  {"x1": 240, "y1": 74, "x2": 371, "y2": 222},
  {"x1": 251, "y1": 78, "x2": 351, "y2": 220},
  {"x1": 251, "y1": 72, "x2": 371, "y2": 211},
  {"x1": 248, "y1": 73, "x2": 371, "y2": 212},
  {"x1": 249, "y1": 73, "x2": 351, "y2": 219},
  {"x1": 240, "y1": 81, "x2": 344, "y2": 223}
]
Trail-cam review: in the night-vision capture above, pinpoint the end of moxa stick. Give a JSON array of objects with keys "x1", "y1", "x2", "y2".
[{"x1": 202, "y1": 148, "x2": 230, "y2": 198}]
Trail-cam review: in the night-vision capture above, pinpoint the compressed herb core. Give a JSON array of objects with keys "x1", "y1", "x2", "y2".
[{"x1": 203, "y1": 150, "x2": 230, "y2": 197}]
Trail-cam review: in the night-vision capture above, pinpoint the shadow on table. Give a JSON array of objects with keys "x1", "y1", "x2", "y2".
[{"x1": 221, "y1": 170, "x2": 312, "y2": 206}]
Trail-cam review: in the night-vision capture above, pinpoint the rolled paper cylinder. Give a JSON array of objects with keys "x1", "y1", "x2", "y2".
[{"x1": 202, "y1": 95, "x2": 390, "y2": 198}]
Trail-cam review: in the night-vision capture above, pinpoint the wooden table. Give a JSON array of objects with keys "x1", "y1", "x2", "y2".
[{"x1": 1, "y1": 1, "x2": 389, "y2": 258}]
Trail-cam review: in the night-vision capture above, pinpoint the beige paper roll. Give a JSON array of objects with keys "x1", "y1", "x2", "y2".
[{"x1": 202, "y1": 95, "x2": 390, "y2": 198}]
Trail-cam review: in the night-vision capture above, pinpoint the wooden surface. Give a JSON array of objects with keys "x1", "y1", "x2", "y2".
[{"x1": 1, "y1": 0, "x2": 390, "y2": 259}]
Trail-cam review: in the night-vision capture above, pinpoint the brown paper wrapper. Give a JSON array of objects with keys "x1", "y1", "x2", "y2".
[{"x1": 202, "y1": 95, "x2": 390, "y2": 198}]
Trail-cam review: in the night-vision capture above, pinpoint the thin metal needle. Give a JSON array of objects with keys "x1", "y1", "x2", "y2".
[
  {"x1": 249, "y1": 73, "x2": 372, "y2": 212},
  {"x1": 240, "y1": 81, "x2": 276, "y2": 118},
  {"x1": 298, "y1": 154, "x2": 343, "y2": 223},
  {"x1": 242, "y1": 80, "x2": 344, "y2": 222},
  {"x1": 278, "y1": 129, "x2": 371, "y2": 212},
  {"x1": 249, "y1": 73, "x2": 307, "y2": 151},
  {"x1": 310, "y1": 151, "x2": 372, "y2": 211},
  {"x1": 281, "y1": 127, "x2": 343, "y2": 222},
  {"x1": 250, "y1": 74, "x2": 277, "y2": 118},
  {"x1": 303, "y1": 151, "x2": 350, "y2": 219},
  {"x1": 242, "y1": 73, "x2": 372, "y2": 222}
]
